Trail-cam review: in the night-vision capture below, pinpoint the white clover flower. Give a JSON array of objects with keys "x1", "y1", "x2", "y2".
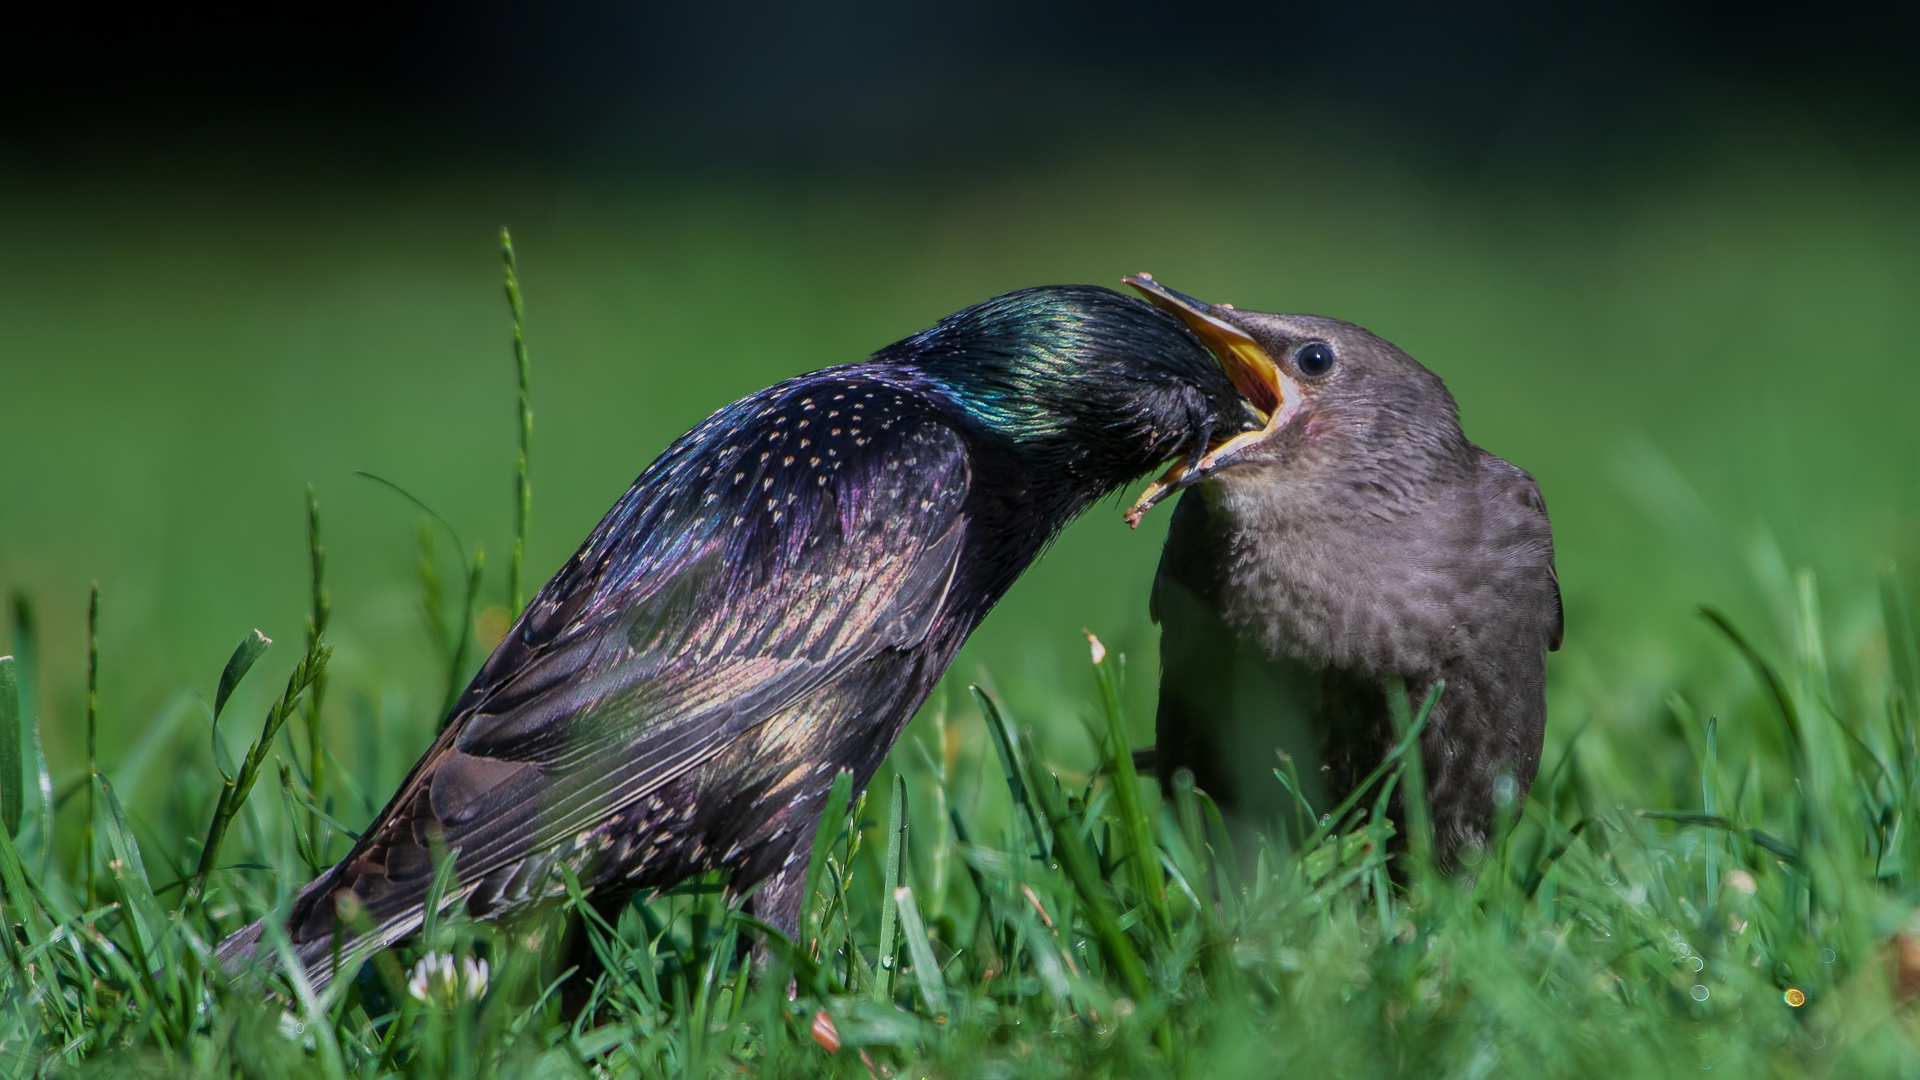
[
  {"x1": 407, "y1": 951, "x2": 486, "y2": 1007},
  {"x1": 408, "y1": 951, "x2": 451, "y2": 1004},
  {"x1": 462, "y1": 955, "x2": 490, "y2": 1000}
]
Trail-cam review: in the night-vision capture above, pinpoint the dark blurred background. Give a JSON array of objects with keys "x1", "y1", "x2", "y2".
[
  {"x1": 5, "y1": 1, "x2": 1919, "y2": 794},
  {"x1": 10, "y1": 2, "x2": 1920, "y2": 173}
]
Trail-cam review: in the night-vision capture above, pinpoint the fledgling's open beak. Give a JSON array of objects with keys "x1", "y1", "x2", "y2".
[{"x1": 1123, "y1": 273, "x2": 1288, "y2": 527}]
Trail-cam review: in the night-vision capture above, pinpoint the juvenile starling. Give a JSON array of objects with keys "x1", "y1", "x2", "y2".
[
  {"x1": 1123, "y1": 275, "x2": 1560, "y2": 861},
  {"x1": 217, "y1": 284, "x2": 1253, "y2": 987}
]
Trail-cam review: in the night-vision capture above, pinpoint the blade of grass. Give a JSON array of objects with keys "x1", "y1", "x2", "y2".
[
  {"x1": 0, "y1": 656, "x2": 19, "y2": 838},
  {"x1": 85, "y1": 583, "x2": 99, "y2": 910},
  {"x1": 12, "y1": 592, "x2": 52, "y2": 873},
  {"x1": 502, "y1": 226, "x2": 533, "y2": 619},
  {"x1": 303, "y1": 487, "x2": 331, "y2": 859},
  {"x1": 420, "y1": 840, "x2": 463, "y2": 949},
  {"x1": 802, "y1": 769, "x2": 853, "y2": 959},
  {"x1": 186, "y1": 638, "x2": 331, "y2": 905},
  {"x1": 1298, "y1": 681, "x2": 1443, "y2": 859},
  {"x1": 893, "y1": 885, "x2": 949, "y2": 1017},
  {"x1": 264, "y1": 917, "x2": 349, "y2": 1080},
  {"x1": 1271, "y1": 752, "x2": 1319, "y2": 843},
  {"x1": 211, "y1": 630, "x2": 271, "y2": 783},
  {"x1": 0, "y1": 808, "x2": 37, "y2": 981},
  {"x1": 442, "y1": 547, "x2": 484, "y2": 724},
  {"x1": 355, "y1": 470, "x2": 481, "y2": 725},
  {"x1": 1385, "y1": 677, "x2": 1434, "y2": 872},
  {"x1": 972, "y1": 686, "x2": 1047, "y2": 862},
  {"x1": 1195, "y1": 788, "x2": 1243, "y2": 921},
  {"x1": 1087, "y1": 633, "x2": 1169, "y2": 941},
  {"x1": 1704, "y1": 713, "x2": 1720, "y2": 905},
  {"x1": 94, "y1": 773, "x2": 169, "y2": 1024},
  {"x1": 1521, "y1": 817, "x2": 1594, "y2": 899},
  {"x1": 874, "y1": 772, "x2": 908, "y2": 1003},
  {"x1": 1701, "y1": 606, "x2": 1805, "y2": 773},
  {"x1": 946, "y1": 806, "x2": 1001, "y2": 971},
  {"x1": 1637, "y1": 810, "x2": 1803, "y2": 866},
  {"x1": 1016, "y1": 727, "x2": 1150, "y2": 1005}
]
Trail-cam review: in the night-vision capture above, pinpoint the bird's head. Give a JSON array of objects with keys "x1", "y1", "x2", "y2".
[
  {"x1": 1120, "y1": 275, "x2": 1471, "y2": 524},
  {"x1": 897, "y1": 285, "x2": 1259, "y2": 506}
]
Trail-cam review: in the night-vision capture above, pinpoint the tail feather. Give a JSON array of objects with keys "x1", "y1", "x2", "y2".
[{"x1": 214, "y1": 878, "x2": 464, "y2": 994}]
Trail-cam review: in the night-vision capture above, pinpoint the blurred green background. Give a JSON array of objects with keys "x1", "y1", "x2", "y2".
[{"x1": 4, "y1": 2, "x2": 1920, "y2": 803}]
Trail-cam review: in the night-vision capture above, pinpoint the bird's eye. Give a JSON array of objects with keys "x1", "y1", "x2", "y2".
[{"x1": 1295, "y1": 342, "x2": 1335, "y2": 378}]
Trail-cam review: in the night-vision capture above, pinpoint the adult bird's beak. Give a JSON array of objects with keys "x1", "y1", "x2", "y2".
[{"x1": 1122, "y1": 273, "x2": 1288, "y2": 527}]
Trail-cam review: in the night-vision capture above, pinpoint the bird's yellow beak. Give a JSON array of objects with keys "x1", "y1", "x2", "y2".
[{"x1": 1122, "y1": 273, "x2": 1287, "y2": 526}]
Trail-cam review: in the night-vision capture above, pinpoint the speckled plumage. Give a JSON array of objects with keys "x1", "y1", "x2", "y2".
[
  {"x1": 1150, "y1": 308, "x2": 1560, "y2": 861},
  {"x1": 217, "y1": 285, "x2": 1247, "y2": 987}
]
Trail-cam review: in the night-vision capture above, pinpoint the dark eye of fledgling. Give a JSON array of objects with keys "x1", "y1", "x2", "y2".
[{"x1": 1294, "y1": 342, "x2": 1336, "y2": 378}]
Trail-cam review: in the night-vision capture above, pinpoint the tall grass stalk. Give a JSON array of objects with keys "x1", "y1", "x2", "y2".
[
  {"x1": 303, "y1": 486, "x2": 331, "y2": 862},
  {"x1": 185, "y1": 523, "x2": 333, "y2": 904},
  {"x1": 10, "y1": 593, "x2": 51, "y2": 874},
  {"x1": 0, "y1": 657, "x2": 19, "y2": 840},
  {"x1": 84, "y1": 584, "x2": 98, "y2": 910},
  {"x1": 501, "y1": 227, "x2": 532, "y2": 619}
]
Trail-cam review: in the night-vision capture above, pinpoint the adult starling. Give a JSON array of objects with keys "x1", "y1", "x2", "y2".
[
  {"x1": 1122, "y1": 275, "x2": 1560, "y2": 861},
  {"x1": 217, "y1": 284, "x2": 1252, "y2": 987}
]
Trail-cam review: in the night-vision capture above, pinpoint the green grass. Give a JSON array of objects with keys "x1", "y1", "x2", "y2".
[
  {"x1": 2, "y1": 527, "x2": 1919, "y2": 1075},
  {"x1": 3, "y1": 131, "x2": 1920, "y2": 1074}
]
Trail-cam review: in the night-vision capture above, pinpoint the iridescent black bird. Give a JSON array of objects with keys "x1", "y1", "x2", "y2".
[
  {"x1": 1122, "y1": 276, "x2": 1560, "y2": 863},
  {"x1": 217, "y1": 284, "x2": 1251, "y2": 987}
]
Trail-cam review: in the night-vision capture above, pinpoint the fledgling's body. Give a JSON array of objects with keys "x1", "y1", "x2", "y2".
[{"x1": 1127, "y1": 280, "x2": 1560, "y2": 859}]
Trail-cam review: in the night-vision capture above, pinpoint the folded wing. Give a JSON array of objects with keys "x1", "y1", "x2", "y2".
[{"x1": 262, "y1": 375, "x2": 971, "y2": 972}]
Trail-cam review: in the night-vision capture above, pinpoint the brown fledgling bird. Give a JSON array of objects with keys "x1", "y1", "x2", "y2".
[{"x1": 1122, "y1": 275, "x2": 1560, "y2": 861}]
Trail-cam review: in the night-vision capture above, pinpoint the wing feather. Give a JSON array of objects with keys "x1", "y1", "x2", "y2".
[{"x1": 1480, "y1": 454, "x2": 1562, "y2": 653}]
